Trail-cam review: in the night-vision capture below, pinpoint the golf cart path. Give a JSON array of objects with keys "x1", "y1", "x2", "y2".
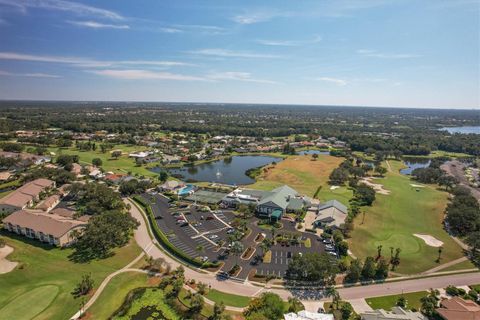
[
  {"x1": 71, "y1": 198, "x2": 480, "y2": 319},
  {"x1": 423, "y1": 256, "x2": 469, "y2": 274}
]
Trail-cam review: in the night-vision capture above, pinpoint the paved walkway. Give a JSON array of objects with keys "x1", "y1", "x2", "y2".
[
  {"x1": 71, "y1": 198, "x2": 480, "y2": 319},
  {"x1": 423, "y1": 256, "x2": 469, "y2": 274}
]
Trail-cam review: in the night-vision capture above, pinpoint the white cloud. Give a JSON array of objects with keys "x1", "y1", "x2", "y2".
[
  {"x1": 256, "y1": 35, "x2": 322, "y2": 47},
  {"x1": 189, "y1": 48, "x2": 283, "y2": 59},
  {"x1": 231, "y1": 9, "x2": 291, "y2": 25},
  {"x1": 0, "y1": 52, "x2": 191, "y2": 68},
  {"x1": 158, "y1": 27, "x2": 182, "y2": 33},
  {"x1": 357, "y1": 49, "x2": 420, "y2": 59},
  {"x1": 207, "y1": 72, "x2": 277, "y2": 84},
  {"x1": 0, "y1": 70, "x2": 61, "y2": 78},
  {"x1": 89, "y1": 69, "x2": 206, "y2": 81},
  {"x1": 67, "y1": 20, "x2": 129, "y2": 29},
  {"x1": 313, "y1": 77, "x2": 347, "y2": 86},
  {"x1": 173, "y1": 24, "x2": 226, "y2": 35},
  {"x1": 0, "y1": 0, "x2": 124, "y2": 20}
]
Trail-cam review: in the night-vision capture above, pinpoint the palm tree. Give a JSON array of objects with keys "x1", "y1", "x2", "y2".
[
  {"x1": 437, "y1": 246, "x2": 443, "y2": 263},
  {"x1": 231, "y1": 241, "x2": 244, "y2": 266},
  {"x1": 325, "y1": 286, "x2": 341, "y2": 309}
]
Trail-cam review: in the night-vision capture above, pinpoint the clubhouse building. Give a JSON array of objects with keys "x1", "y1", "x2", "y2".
[{"x1": 222, "y1": 185, "x2": 311, "y2": 220}]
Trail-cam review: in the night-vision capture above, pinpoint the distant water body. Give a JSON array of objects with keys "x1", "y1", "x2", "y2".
[{"x1": 440, "y1": 126, "x2": 480, "y2": 134}]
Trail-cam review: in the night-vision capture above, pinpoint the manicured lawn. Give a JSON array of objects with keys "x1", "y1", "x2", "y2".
[
  {"x1": 88, "y1": 272, "x2": 151, "y2": 319},
  {"x1": 365, "y1": 291, "x2": 428, "y2": 311},
  {"x1": 0, "y1": 231, "x2": 141, "y2": 320},
  {"x1": 250, "y1": 154, "x2": 353, "y2": 205},
  {"x1": 439, "y1": 259, "x2": 477, "y2": 272},
  {"x1": 46, "y1": 144, "x2": 158, "y2": 177},
  {"x1": 349, "y1": 160, "x2": 464, "y2": 274},
  {"x1": 206, "y1": 289, "x2": 251, "y2": 308},
  {"x1": 0, "y1": 285, "x2": 60, "y2": 320}
]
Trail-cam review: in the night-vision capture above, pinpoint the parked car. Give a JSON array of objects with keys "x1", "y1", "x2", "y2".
[
  {"x1": 327, "y1": 251, "x2": 337, "y2": 257},
  {"x1": 226, "y1": 228, "x2": 235, "y2": 234},
  {"x1": 176, "y1": 219, "x2": 186, "y2": 224},
  {"x1": 176, "y1": 216, "x2": 185, "y2": 220},
  {"x1": 180, "y1": 222, "x2": 189, "y2": 227},
  {"x1": 208, "y1": 234, "x2": 219, "y2": 240},
  {"x1": 172, "y1": 212, "x2": 181, "y2": 216},
  {"x1": 206, "y1": 216, "x2": 214, "y2": 220},
  {"x1": 323, "y1": 238, "x2": 332, "y2": 244},
  {"x1": 201, "y1": 256, "x2": 209, "y2": 262},
  {"x1": 193, "y1": 222, "x2": 202, "y2": 227},
  {"x1": 325, "y1": 245, "x2": 335, "y2": 251}
]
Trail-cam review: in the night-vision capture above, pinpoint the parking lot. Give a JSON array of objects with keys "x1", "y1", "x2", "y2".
[
  {"x1": 139, "y1": 193, "x2": 236, "y2": 261},
  {"x1": 139, "y1": 192, "x2": 327, "y2": 280}
]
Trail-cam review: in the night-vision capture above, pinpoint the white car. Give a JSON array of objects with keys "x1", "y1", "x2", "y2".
[
  {"x1": 327, "y1": 251, "x2": 337, "y2": 257},
  {"x1": 325, "y1": 245, "x2": 335, "y2": 251},
  {"x1": 209, "y1": 234, "x2": 219, "y2": 240}
]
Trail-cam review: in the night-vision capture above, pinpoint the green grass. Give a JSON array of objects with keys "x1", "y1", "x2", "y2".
[
  {"x1": 470, "y1": 284, "x2": 480, "y2": 292},
  {"x1": 250, "y1": 154, "x2": 353, "y2": 206},
  {"x1": 0, "y1": 285, "x2": 60, "y2": 320},
  {"x1": 88, "y1": 272, "x2": 150, "y2": 319},
  {"x1": 439, "y1": 259, "x2": 477, "y2": 272},
  {"x1": 349, "y1": 160, "x2": 464, "y2": 274},
  {"x1": 0, "y1": 231, "x2": 141, "y2": 320},
  {"x1": 365, "y1": 291, "x2": 428, "y2": 311},
  {"x1": 46, "y1": 144, "x2": 158, "y2": 177},
  {"x1": 205, "y1": 289, "x2": 251, "y2": 308}
]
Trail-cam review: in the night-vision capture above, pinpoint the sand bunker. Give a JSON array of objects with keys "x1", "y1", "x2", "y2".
[
  {"x1": 410, "y1": 184, "x2": 425, "y2": 188},
  {"x1": 330, "y1": 186, "x2": 340, "y2": 190},
  {"x1": 0, "y1": 245, "x2": 18, "y2": 274},
  {"x1": 361, "y1": 177, "x2": 391, "y2": 195},
  {"x1": 413, "y1": 234, "x2": 444, "y2": 247}
]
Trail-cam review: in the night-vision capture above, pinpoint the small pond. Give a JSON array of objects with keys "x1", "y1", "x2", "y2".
[
  {"x1": 151, "y1": 155, "x2": 282, "y2": 185},
  {"x1": 297, "y1": 149, "x2": 330, "y2": 156},
  {"x1": 439, "y1": 126, "x2": 480, "y2": 134},
  {"x1": 400, "y1": 158, "x2": 431, "y2": 175}
]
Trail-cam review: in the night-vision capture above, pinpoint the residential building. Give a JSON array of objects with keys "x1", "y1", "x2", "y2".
[
  {"x1": 0, "y1": 171, "x2": 12, "y2": 181},
  {"x1": 437, "y1": 296, "x2": 480, "y2": 320},
  {"x1": 2, "y1": 209, "x2": 87, "y2": 247},
  {"x1": 36, "y1": 194, "x2": 61, "y2": 212},
  {"x1": 361, "y1": 307, "x2": 426, "y2": 320},
  {"x1": 314, "y1": 200, "x2": 348, "y2": 229},
  {"x1": 284, "y1": 310, "x2": 334, "y2": 320},
  {"x1": 0, "y1": 178, "x2": 55, "y2": 215}
]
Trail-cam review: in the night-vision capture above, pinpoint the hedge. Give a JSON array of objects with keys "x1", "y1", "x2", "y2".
[{"x1": 132, "y1": 196, "x2": 219, "y2": 269}]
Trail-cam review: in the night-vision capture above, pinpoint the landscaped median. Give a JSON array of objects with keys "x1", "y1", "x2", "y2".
[{"x1": 131, "y1": 195, "x2": 220, "y2": 269}]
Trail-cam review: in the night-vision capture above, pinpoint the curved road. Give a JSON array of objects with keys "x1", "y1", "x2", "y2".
[{"x1": 72, "y1": 198, "x2": 480, "y2": 318}]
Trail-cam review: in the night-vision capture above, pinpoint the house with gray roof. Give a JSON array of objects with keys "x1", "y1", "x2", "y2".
[
  {"x1": 314, "y1": 199, "x2": 348, "y2": 229},
  {"x1": 223, "y1": 185, "x2": 309, "y2": 220}
]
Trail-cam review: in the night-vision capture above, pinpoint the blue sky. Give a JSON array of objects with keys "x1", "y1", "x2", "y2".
[{"x1": 0, "y1": 0, "x2": 478, "y2": 108}]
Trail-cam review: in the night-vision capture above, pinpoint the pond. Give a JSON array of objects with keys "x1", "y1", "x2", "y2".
[
  {"x1": 439, "y1": 126, "x2": 480, "y2": 134},
  {"x1": 151, "y1": 155, "x2": 283, "y2": 185},
  {"x1": 400, "y1": 158, "x2": 431, "y2": 175},
  {"x1": 297, "y1": 149, "x2": 330, "y2": 155}
]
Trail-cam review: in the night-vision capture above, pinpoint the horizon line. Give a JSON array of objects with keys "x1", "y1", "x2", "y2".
[{"x1": 0, "y1": 99, "x2": 478, "y2": 111}]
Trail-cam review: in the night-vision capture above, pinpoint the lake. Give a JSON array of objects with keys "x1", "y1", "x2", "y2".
[
  {"x1": 152, "y1": 155, "x2": 282, "y2": 185},
  {"x1": 400, "y1": 158, "x2": 431, "y2": 175},
  {"x1": 440, "y1": 126, "x2": 480, "y2": 134}
]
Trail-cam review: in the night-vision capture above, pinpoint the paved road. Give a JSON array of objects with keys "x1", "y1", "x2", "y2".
[
  {"x1": 442, "y1": 160, "x2": 480, "y2": 202},
  {"x1": 127, "y1": 198, "x2": 480, "y2": 300},
  {"x1": 70, "y1": 197, "x2": 480, "y2": 319}
]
